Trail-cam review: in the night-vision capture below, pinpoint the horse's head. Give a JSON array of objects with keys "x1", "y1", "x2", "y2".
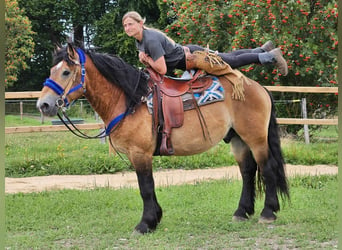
[{"x1": 37, "y1": 43, "x2": 87, "y2": 116}]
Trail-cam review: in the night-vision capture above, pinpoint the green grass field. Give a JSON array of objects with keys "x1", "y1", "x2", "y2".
[
  {"x1": 5, "y1": 115, "x2": 339, "y2": 248},
  {"x1": 5, "y1": 175, "x2": 338, "y2": 249},
  {"x1": 5, "y1": 127, "x2": 338, "y2": 177}
]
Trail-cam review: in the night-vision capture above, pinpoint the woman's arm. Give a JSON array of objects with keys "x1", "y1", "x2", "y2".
[{"x1": 139, "y1": 51, "x2": 167, "y2": 75}]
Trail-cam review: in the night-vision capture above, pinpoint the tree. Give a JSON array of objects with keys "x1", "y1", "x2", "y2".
[
  {"x1": 10, "y1": 0, "x2": 161, "y2": 91},
  {"x1": 160, "y1": 0, "x2": 338, "y2": 122},
  {"x1": 63, "y1": 0, "x2": 117, "y2": 47},
  {"x1": 93, "y1": 0, "x2": 160, "y2": 66},
  {"x1": 5, "y1": 0, "x2": 35, "y2": 89},
  {"x1": 10, "y1": 0, "x2": 67, "y2": 91},
  {"x1": 13, "y1": 0, "x2": 117, "y2": 91}
]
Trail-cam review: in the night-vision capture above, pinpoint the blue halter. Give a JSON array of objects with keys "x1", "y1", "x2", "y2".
[
  {"x1": 43, "y1": 48, "x2": 128, "y2": 136},
  {"x1": 43, "y1": 48, "x2": 86, "y2": 107}
]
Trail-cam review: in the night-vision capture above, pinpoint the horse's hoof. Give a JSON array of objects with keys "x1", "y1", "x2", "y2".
[
  {"x1": 134, "y1": 222, "x2": 154, "y2": 234},
  {"x1": 258, "y1": 216, "x2": 276, "y2": 224},
  {"x1": 232, "y1": 215, "x2": 248, "y2": 222},
  {"x1": 131, "y1": 230, "x2": 144, "y2": 237}
]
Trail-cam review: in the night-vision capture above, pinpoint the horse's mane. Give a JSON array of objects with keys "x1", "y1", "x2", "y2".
[{"x1": 53, "y1": 45, "x2": 149, "y2": 108}]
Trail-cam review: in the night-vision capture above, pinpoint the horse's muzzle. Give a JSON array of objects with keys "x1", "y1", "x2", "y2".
[{"x1": 36, "y1": 96, "x2": 59, "y2": 116}]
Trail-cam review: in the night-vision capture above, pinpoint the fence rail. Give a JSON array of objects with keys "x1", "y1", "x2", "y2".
[
  {"x1": 264, "y1": 86, "x2": 338, "y2": 93},
  {"x1": 5, "y1": 87, "x2": 339, "y2": 99},
  {"x1": 4, "y1": 118, "x2": 337, "y2": 134},
  {"x1": 5, "y1": 123, "x2": 104, "y2": 134},
  {"x1": 5, "y1": 91, "x2": 41, "y2": 99},
  {"x1": 277, "y1": 118, "x2": 337, "y2": 125},
  {"x1": 5, "y1": 87, "x2": 338, "y2": 134}
]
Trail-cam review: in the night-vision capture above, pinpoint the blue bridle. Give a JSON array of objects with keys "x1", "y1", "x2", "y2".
[{"x1": 43, "y1": 48, "x2": 86, "y2": 107}]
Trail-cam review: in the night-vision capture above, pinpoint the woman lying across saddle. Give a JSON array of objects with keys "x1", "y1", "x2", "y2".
[{"x1": 122, "y1": 11, "x2": 288, "y2": 77}]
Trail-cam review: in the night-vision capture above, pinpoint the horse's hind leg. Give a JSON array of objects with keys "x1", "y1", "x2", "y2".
[
  {"x1": 252, "y1": 105, "x2": 289, "y2": 223},
  {"x1": 258, "y1": 152, "x2": 280, "y2": 222},
  {"x1": 227, "y1": 132, "x2": 257, "y2": 221}
]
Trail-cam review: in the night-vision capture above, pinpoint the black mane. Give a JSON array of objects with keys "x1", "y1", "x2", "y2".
[{"x1": 53, "y1": 45, "x2": 149, "y2": 108}]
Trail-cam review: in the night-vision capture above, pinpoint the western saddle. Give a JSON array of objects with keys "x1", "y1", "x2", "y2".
[{"x1": 146, "y1": 68, "x2": 213, "y2": 156}]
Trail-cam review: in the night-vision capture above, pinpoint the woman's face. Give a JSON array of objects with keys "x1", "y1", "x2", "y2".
[{"x1": 123, "y1": 17, "x2": 143, "y2": 40}]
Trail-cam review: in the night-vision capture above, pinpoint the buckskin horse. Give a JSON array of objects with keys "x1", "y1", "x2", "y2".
[{"x1": 37, "y1": 43, "x2": 289, "y2": 234}]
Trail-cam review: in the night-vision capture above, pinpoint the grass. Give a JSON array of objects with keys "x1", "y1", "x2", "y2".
[
  {"x1": 5, "y1": 175, "x2": 338, "y2": 249},
  {"x1": 5, "y1": 128, "x2": 338, "y2": 177},
  {"x1": 5, "y1": 114, "x2": 99, "y2": 127},
  {"x1": 5, "y1": 115, "x2": 45, "y2": 127},
  {"x1": 5, "y1": 116, "x2": 338, "y2": 248}
]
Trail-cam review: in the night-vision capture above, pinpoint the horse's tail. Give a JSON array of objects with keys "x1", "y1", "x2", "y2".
[{"x1": 262, "y1": 90, "x2": 290, "y2": 200}]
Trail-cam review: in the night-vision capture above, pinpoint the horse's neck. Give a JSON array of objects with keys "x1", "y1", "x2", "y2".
[{"x1": 84, "y1": 63, "x2": 127, "y2": 125}]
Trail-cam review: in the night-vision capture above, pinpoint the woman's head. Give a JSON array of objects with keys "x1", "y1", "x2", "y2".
[
  {"x1": 122, "y1": 11, "x2": 145, "y2": 39},
  {"x1": 122, "y1": 11, "x2": 145, "y2": 25},
  {"x1": 122, "y1": 11, "x2": 175, "y2": 44}
]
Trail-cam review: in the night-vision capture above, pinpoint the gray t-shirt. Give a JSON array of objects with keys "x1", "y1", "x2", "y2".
[{"x1": 136, "y1": 29, "x2": 185, "y2": 72}]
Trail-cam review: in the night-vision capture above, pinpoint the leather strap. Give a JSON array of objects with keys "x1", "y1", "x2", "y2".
[{"x1": 183, "y1": 46, "x2": 196, "y2": 70}]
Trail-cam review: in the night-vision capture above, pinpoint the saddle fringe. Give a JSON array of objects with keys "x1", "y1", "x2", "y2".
[{"x1": 192, "y1": 49, "x2": 251, "y2": 101}]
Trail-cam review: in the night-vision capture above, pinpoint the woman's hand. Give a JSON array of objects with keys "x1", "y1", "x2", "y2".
[
  {"x1": 138, "y1": 51, "x2": 167, "y2": 75},
  {"x1": 138, "y1": 51, "x2": 150, "y2": 66}
]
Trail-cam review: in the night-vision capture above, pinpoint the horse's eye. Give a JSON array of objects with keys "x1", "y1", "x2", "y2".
[{"x1": 63, "y1": 70, "x2": 70, "y2": 76}]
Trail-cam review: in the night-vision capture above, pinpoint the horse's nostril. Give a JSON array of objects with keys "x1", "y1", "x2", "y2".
[{"x1": 40, "y1": 102, "x2": 50, "y2": 113}]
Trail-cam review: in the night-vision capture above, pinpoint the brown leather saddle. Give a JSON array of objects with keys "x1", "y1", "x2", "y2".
[{"x1": 146, "y1": 68, "x2": 213, "y2": 156}]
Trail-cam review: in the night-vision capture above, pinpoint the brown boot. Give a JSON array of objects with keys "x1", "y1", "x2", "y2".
[
  {"x1": 269, "y1": 48, "x2": 288, "y2": 76},
  {"x1": 261, "y1": 41, "x2": 275, "y2": 52}
]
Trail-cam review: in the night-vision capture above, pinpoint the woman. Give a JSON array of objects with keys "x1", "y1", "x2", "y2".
[{"x1": 122, "y1": 11, "x2": 288, "y2": 76}]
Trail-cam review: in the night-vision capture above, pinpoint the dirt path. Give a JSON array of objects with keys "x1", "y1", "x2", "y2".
[{"x1": 5, "y1": 164, "x2": 337, "y2": 194}]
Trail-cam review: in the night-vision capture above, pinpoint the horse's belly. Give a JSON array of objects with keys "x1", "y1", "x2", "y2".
[{"x1": 171, "y1": 103, "x2": 231, "y2": 156}]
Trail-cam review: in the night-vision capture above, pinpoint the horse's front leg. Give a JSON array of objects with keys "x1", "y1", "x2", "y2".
[
  {"x1": 130, "y1": 152, "x2": 162, "y2": 233},
  {"x1": 135, "y1": 169, "x2": 162, "y2": 233}
]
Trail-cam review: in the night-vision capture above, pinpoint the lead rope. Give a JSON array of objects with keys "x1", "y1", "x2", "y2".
[
  {"x1": 105, "y1": 104, "x2": 134, "y2": 168},
  {"x1": 57, "y1": 110, "x2": 106, "y2": 139},
  {"x1": 108, "y1": 135, "x2": 132, "y2": 168},
  {"x1": 57, "y1": 105, "x2": 133, "y2": 168}
]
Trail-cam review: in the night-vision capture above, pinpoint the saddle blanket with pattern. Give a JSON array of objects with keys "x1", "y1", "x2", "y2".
[{"x1": 146, "y1": 76, "x2": 225, "y2": 113}]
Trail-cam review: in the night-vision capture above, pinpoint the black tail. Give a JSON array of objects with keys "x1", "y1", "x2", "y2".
[{"x1": 266, "y1": 90, "x2": 290, "y2": 200}]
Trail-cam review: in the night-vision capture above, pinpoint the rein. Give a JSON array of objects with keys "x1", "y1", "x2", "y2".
[
  {"x1": 57, "y1": 111, "x2": 106, "y2": 139},
  {"x1": 57, "y1": 107, "x2": 131, "y2": 167}
]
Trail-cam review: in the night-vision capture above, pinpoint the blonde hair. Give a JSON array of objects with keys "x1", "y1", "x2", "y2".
[
  {"x1": 122, "y1": 11, "x2": 146, "y2": 25},
  {"x1": 122, "y1": 11, "x2": 175, "y2": 44}
]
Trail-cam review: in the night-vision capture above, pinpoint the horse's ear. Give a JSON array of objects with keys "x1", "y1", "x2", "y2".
[{"x1": 67, "y1": 43, "x2": 77, "y2": 61}]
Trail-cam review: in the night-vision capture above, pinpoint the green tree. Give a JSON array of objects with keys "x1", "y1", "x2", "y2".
[
  {"x1": 63, "y1": 0, "x2": 117, "y2": 47},
  {"x1": 10, "y1": 0, "x2": 67, "y2": 91},
  {"x1": 160, "y1": 0, "x2": 338, "y2": 121},
  {"x1": 5, "y1": 0, "x2": 35, "y2": 89},
  {"x1": 13, "y1": 0, "x2": 117, "y2": 91},
  {"x1": 93, "y1": 0, "x2": 160, "y2": 65},
  {"x1": 10, "y1": 0, "x2": 161, "y2": 91}
]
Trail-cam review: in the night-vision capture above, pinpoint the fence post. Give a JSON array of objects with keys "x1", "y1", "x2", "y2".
[
  {"x1": 95, "y1": 112, "x2": 106, "y2": 144},
  {"x1": 40, "y1": 111, "x2": 44, "y2": 124},
  {"x1": 80, "y1": 101, "x2": 83, "y2": 116},
  {"x1": 20, "y1": 101, "x2": 23, "y2": 120},
  {"x1": 301, "y1": 98, "x2": 310, "y2": 144}
]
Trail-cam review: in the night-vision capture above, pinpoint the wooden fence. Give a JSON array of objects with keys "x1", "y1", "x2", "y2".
[{"x1": 5, "y1": 86, "x2": 338, "y2": 134}]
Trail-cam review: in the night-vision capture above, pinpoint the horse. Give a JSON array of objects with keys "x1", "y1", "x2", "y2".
[{"x1": 37, "y1": 43, "x2": 289, "y2": 234}]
